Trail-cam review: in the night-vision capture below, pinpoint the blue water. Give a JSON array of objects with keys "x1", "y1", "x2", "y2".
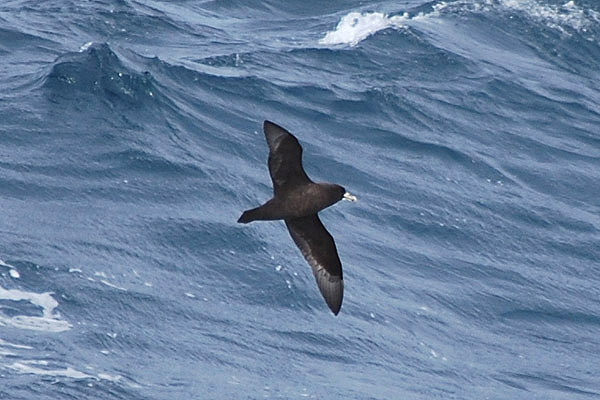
[{"x1": 1, "y1": 0, "x2": 599, "y2": 398}]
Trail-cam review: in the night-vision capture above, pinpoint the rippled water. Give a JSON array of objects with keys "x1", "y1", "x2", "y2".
[{"x1": 1, "y1": 0, "x2": 600, "y2": 399}]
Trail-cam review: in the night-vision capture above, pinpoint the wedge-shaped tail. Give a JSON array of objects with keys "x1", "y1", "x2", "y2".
[{"x1": 237, "y1": 207, "x2": 261, "y2": 224}]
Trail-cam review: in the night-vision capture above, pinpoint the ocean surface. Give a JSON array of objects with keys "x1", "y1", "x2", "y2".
[{"x1": 1, "y1": 0, "x2": 600, "y2": 399}]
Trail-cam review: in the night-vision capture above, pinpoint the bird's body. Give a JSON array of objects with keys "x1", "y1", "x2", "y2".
[
  {"x1": 238, "y1": 120, "x2": 356, "y2": 315},
  {"x1": 238, "y1": 182, "x2": 345, "y2": 222}
]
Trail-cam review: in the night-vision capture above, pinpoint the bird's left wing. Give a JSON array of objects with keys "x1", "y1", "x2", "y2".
[{"x1": 285, "y1": 214, "x2": 344, "y2": 315}]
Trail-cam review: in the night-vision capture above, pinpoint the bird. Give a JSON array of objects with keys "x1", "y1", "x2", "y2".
[{"x1": 238, "y1": 120, "x2": 356, "y2": 315}]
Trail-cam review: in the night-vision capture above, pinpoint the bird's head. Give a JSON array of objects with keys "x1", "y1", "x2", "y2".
[{"x1": 323, "y1": 184, "x2": 357, "y2": 205}]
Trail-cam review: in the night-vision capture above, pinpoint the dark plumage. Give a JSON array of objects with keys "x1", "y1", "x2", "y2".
[{"x1": 238, "y1": 120, "x2": 356, "y2": 315}]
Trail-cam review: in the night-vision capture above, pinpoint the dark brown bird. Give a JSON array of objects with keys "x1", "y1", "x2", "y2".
[{"x1": 238, "y1": 120, "x2": 356, "y2": 315}]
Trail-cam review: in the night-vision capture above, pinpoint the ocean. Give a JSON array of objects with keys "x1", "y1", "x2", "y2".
[{"x1": 1, "y1": 0, "x2": 599, "y2": 399}]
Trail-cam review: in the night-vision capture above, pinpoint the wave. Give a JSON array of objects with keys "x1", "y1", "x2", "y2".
[
  {"x1": 43, "y1": 42, "x2": 159, "y2": 106},
  {"x1": 319, "y1": 0, "x2": 600, "y2": 47}
]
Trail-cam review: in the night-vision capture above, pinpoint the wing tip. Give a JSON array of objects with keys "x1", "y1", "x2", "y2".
[
  {"x1": 330, "y1": 302, "x2": 342, "y2": 316},
  {"x1": 319, "y1": 276, "x2": 344, "y2": 316},
  {"x1": 263, "y1": 120, "x2": 277, "y2": 132},
  {"x1": 263, "y1": 120, "x2": 293, "y2": 138}
]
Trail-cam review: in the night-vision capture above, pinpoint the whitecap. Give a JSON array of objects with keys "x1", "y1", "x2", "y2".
[
  {"x1": 320, "y1": 1, "x2": 599, "y2": 47},
  {"x1": 497, "y1": 0, "x2": 599, "y2": 33},
  {"x1": 319, "y1": 12, "x2": 410, "y2": 47}
]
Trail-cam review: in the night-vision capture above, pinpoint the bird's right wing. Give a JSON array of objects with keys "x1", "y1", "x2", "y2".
[
  {"x1": 263, "y1": 121, "x2": 311, "y2": 194},
  {"x1": 285, "y1": 214, "x2": 344, "y2": 315}
]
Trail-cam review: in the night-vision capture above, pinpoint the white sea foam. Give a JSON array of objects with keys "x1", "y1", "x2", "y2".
[
  {"x1": 8, "y1": 359, "x2": 123, "y2": 382},
  {"x1": 319, "y1": 12, "x2": 410, "y2": 47},
  {"x1": 9, "y1": 361, "x2": 92, "y2": 379},
  {"x1": 97, "y1": 372, "x2": 122, "y2": 382},
  {"x1": 0, "y1": 259, "x2": 14, "y2": 268},
  {"x1": 319, "y1": 0, "x2": 598, "y2": 47},
  {"x1": 100, "y1": 279, "x2": 127, "y2": 291},
  {"x1": 0, "y1": 338, "x2": 34, "y2": 349},
  {"x1": 460, "y1": 0, "x2": 599, "y2": 32},
  {"x1": 0, "y1": 285, "x2": 72, "y2": 332},
  {"x1": 497, "y1": 0, "x2": 600, "y2": 33},
  {"x1": 0, "y1": 262, "x2": 70, "y2": 332},
  {"x1": 0, "y1": 259, "x2": 20, "y2": 278},
  {"x1": 79, "y1": 41, "x2": 93, "y2": 52}
]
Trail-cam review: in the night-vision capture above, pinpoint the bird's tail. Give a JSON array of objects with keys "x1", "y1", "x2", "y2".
[{"x1": 237, "y1": 207, "x2": 260, "y2": 223}]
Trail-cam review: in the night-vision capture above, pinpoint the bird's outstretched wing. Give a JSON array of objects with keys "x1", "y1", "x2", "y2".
[
  {"x1": 263, "y1": 120, "x2": 311, "y2": 194},
  {"x1": 285, "y1": 214, "x2": 344, "y2": 315}
]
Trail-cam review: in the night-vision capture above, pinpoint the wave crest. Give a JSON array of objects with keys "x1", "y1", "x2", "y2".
[
  {"x1": 320, "y1": 1, "x2": 600, "y2": 47},
  {"x1": 44, "y1": 42, "x2": 158, "y2": 105}
]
